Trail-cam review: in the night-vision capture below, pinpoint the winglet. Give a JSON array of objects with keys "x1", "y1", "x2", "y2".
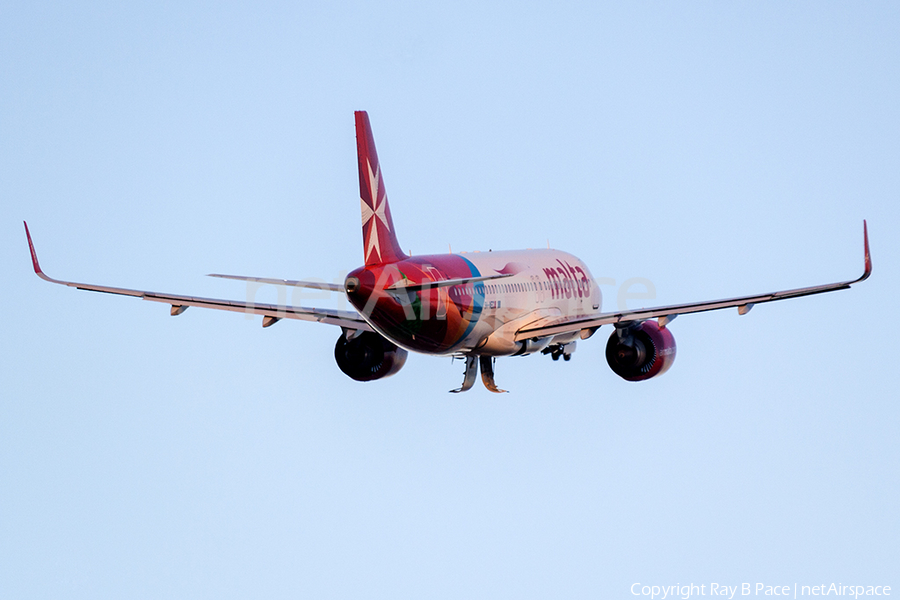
[
  {"x1": 857, "y1": 219, "x2": 872, "y2": 283},
  {"x1": 23, "y1": 221, "x2": 47, "y2": 278},
  {"x1": 24, "y1": 221, "x2": 67, "y2": 285}
]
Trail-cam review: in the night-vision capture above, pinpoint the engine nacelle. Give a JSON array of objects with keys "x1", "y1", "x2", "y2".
[
  {"x1": 334, "y1": 331, "x2": 408, "y2": 382},
  {"x1": 605, "y1": 321, "x2": 676, "y2": 381}
]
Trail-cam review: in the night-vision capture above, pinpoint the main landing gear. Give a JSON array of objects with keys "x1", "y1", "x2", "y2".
[
  {"x1": 451, "y1": 341, "x2": 577, "y2": 393},
  {"x1": 541, "y1": 341, "x2": 576, "y2": 362},
  {"x1": 450, "y1": 355, "x2": 508, "y2": 394}
]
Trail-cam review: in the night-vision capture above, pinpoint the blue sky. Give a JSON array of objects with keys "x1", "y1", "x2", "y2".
[{"x1": 2, "y1": 2, "x2": 897, "y2": 598}]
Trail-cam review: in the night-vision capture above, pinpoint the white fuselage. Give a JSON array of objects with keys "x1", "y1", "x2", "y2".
[{"x1": 448, "y1": 249, "x2": 601, "y2": 356}]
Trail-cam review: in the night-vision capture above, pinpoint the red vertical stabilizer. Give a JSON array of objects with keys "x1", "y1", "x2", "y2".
[{"x1": 355, "y1": 111, "x2": 407, "y2": 266}]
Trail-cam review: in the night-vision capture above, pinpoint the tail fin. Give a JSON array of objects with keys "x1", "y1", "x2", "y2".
[{"x1": 355, "y1": 111, "x2": 406, "y2": 266}]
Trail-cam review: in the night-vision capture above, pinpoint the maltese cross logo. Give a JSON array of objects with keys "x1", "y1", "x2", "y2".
[{"x1": 361, "y1": 158, "x2": 389, "y2": 263}]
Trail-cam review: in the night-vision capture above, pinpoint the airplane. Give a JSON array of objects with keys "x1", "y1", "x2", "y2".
[{"x1": 24, "y1": 111, "x2": 872, "y2": 393}]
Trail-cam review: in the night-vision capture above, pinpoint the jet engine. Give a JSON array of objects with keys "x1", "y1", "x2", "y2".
[
  {"x1": 334, "y1": 331, "x2": 408, "y2": 381},
  {"x1": 605, "y1": 321, "x2": 676, "y2": 381}
]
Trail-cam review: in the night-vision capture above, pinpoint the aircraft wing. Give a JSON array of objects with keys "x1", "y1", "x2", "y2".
[
  {"x1": 24, "y1": 222, "x2": 370, "y2": 331},
  {"x1": 515, "y1": 221, "x2": 872, "y2": 341}
]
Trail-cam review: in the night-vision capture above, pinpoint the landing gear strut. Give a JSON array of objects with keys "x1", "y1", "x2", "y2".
[
  {"x1": 449, "y1": 355, "x2": 508, "y2": 393},
  {"x1": 479, "y1": 356, "x2": 508, "y2": 394},
  {"x1": 450, "y1": 356, "x2": 478, "y2": 393}
]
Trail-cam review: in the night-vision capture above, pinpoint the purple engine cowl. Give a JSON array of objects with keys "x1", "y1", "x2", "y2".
[{"x1": 605, "y1": 320, "x2": 677, "y2": 381}]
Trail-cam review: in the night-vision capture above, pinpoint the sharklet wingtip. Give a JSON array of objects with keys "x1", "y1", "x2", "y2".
[
  {"x1": 862, "y1": 219, "x2": 871, "y2": 279},
  {"x1": 23, "y1": 221, "x2": 44, "y2": 276}
]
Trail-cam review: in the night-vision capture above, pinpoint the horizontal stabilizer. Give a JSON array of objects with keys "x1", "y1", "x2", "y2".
[{"x1": 208, "y1": 273, "x2": 345, "y2": 293}]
